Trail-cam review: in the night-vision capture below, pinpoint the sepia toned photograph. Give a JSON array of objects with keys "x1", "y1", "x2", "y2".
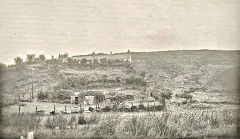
[{"x1": 0, "y1": 0, "x2": 239, "y2": 138}]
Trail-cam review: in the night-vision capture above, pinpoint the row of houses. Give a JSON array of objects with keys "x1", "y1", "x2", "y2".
[{"x1": 59, "y1": 50, "x2": 132, "y2": 64}]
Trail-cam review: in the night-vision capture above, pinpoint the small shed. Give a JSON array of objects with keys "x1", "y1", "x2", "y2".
[
  {"x1": 71, "y1": 92, "x2": 80, "y2": 104},
  {"x1": 84, "y1": 96, "x2": 95, "y2": 105},
  {"x1": 71, "y1": 90, "x2": 105, "y2": 105}
]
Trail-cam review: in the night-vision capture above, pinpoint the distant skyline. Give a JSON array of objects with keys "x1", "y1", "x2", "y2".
[{"x1": 1, "y1": 0, "x2": 240, "y2": 65}]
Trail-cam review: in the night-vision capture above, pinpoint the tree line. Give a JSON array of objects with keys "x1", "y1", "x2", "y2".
[
  {"x1": 0, "y1": 54, "x2": 53, "y2": 71},
  {"x1": 14, "y1": 54, "x2": 47, "y2": 65},
  {"x1": 12, "y1": 53, "x2": 69, "y2": 65}
]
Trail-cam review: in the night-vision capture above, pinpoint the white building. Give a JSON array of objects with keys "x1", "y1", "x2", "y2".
[{"x1": 84, "y1": 96, "x2": 95, "y2": 105}]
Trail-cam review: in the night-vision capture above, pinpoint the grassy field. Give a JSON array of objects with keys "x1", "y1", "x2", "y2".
[{"x1": 1, "y1": 108, "x2": 239, "y2": 138}]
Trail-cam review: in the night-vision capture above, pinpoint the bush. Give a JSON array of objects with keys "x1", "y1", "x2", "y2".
[
  {"x1": 78, "y1": 115, "x2": 87, "y2": 125},
  {"x1": 37, "y1": 91, "x2": 49, "y2": 100}
]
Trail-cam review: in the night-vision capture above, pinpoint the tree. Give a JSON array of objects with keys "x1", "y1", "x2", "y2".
[
  {"x1": 0, "y1": 63, "x2": 6, "y2": 72},
  {"x1": 39, "y1": 54, "x2": 46, "y2": 61},
  {"x1": 37, "y1": 91, "x2": 49, "y2": 100},
  {"x1": 14, "y1": 57, "x2": 23, "y2": 65},
  {"x1": 26, "y1": 54, "x2": 36, "y2": 63}
]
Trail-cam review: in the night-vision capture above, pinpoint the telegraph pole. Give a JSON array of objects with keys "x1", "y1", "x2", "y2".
[
  {"x1": 31, "y1": 68, "x2": 34, "y2": 101},
  {"x1": 29, "y1": 88, "x2": 32, "y2": 102},
  {"x1": 144, "y1": 76, "x2": 149, "y2": 111}
]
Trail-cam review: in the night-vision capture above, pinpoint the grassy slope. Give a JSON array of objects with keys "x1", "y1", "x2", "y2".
[
  {"x1": 207, "y1": 66, "x2": 240, "y2": 91},
  {"x1": 1, "y1": 63, "x2": 137, "y2": 105},
  {"x1": 1, "y1": 50, "x2": 240, "y2": 106},
  {"x1": 132, "y1": 50, "x2": 240, "y2": 106},
  {"x1": 1, "y1": 64, "x2": 62, "y2": 105}
]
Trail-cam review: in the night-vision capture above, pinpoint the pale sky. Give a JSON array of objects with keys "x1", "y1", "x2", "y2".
[{"x1": 0, "y1": 0, "x2": 240, "y2": 65}]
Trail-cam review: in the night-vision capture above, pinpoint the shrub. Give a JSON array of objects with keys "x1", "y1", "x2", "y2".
[
  {"x1": 78, "y1": 115, "x2": 87, "y2": 125},
  {"x1": 37, "y1": 91, "x2": 49, "y2": 100}
]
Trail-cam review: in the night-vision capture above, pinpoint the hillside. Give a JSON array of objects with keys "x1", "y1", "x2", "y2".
[
  {"x1": 207, "y1": 66, "x2": 240, "y2": 91},
  {"x1": 132, "y1": 50, "x2": 240, "y2": 66},
  {"x1": 1, "y1": 50, "x2": 240, "y2": 107}
]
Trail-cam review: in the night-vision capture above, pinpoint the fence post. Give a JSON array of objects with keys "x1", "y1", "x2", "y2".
[
  {"x1": 54, "y1": 105, "x2": 55, "y2": 113},
  {"x1": 65, "y1": 105, "x2": 67, "y2": 112},
  {"x1": 79, "y1": 104, "x2": 82, "y2": 113},
  {"x1": 30, "y1": 91, "x2": 32, "y2": 102},
  {"x1": 147, "y1": 92, "x2": 149, "y2": 112},
  {"x1": 19, "y1": 105, "x2": 20, "y2": 114},
  {"x1": 154, "y1": 101, "x2": 156, "y2": 111},
  {"x1": 147, "y1": 103, "x2": 149, "y2": 111},
  {"x1": 36, "y1": 106, "x2": 37, "y2": 112},
  {"x1": 18, "y1": 94, "x2": 21, "y2": 101}
]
